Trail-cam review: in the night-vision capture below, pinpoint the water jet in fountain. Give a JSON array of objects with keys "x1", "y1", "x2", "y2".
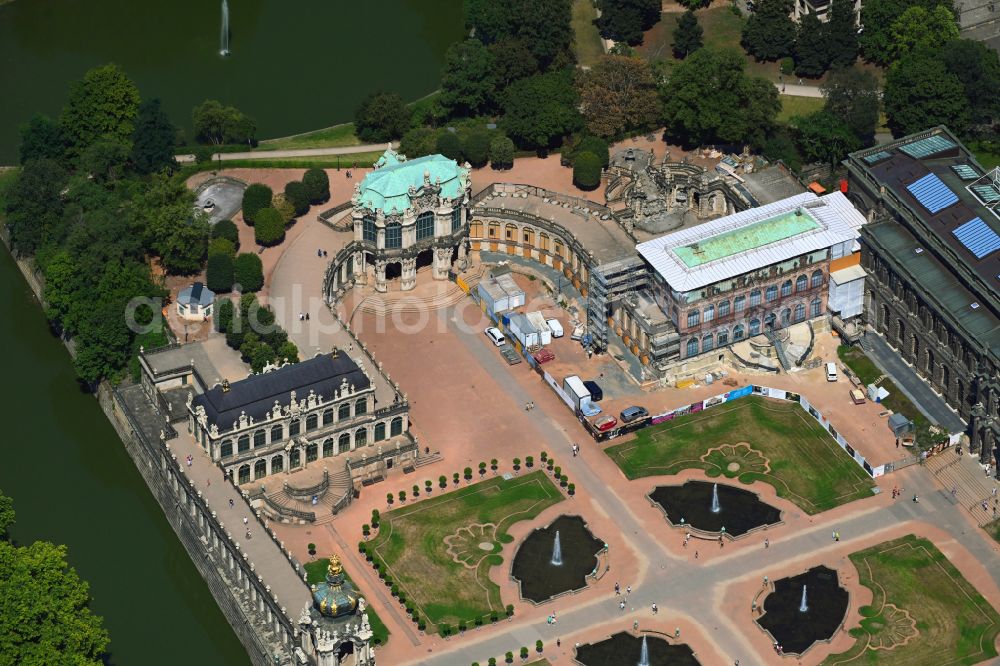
[
  {"x1": 637, "y1": 635, "x2": 650, "y2": 666},
  {"x1": 799, "y1": 585, "x2": 808, "y2": 613},
  {"x1": 219, "y1": 0, "x2": 230, "y2": 56},
  {"x1": 710, "y1": 483, "x2": 721, "y2": 514},
  {"x1": 551, "y1": 530, "x2": 563, "y2": 566}
]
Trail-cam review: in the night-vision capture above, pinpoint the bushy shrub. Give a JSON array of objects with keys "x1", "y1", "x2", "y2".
[
  {"x1": 215, "y1": 298, "x2": 234, "y2": 333},
  {"x1": 206, "y1": 252, "x2": 234, "y2": 292},
  {"x1": 436, "y1": 131, "x2": 463, "y2": 162},
  {"x1": 211, "y1": 218, "x2": 240, "y2": 247},
  {"x1": 489, "y1": 135, "x2": 515, "y2": 169},
  {"x1": 302, "y1": 168, "x2": 330, "y2": 204},
  {"x1": 399, "y1": 127, "x2": 439, "y2": 158},
  {"x1": 573, "y1": 151, "x2": 603, "y2": 190},
  {"x1": 208, "y1": 237, "x2": 235, "y2": 259},
  {"x1": 463, "y1": 129, "x2": 491, "y2": 168},
  {"x1": 254, "y1": 208, "x2": 285, "y2": 246},
  {"x1": 233, "y1": 252, "x2": 263, "y2": 292},
  {"x1": 241, "y1": 183, "x2": 272, "y2": 225},
  {"x1": 284, "y1": 180, "x2": 310, "y2": 217},
  {"x1": 575, "y1": 135, "x2": 610, "y2": 168}
]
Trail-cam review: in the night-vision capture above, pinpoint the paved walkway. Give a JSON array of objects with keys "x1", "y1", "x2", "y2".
[
  {"x1": 176, "y1": 142, "x2": 392, "y2": 164},
  {"x1": 775, "y1": 82, "x2": 824, "y2": 98},
  {"x1": 863, "y1": 332, "x2": 967, "y2": 433}
]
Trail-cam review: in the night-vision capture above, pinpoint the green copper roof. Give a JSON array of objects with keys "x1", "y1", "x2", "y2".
[
  {"x1": 674, "y1": 209, "x2": 821, "y2": 267},
  {"x1": 358, "y1": 149, "x2": 468, "y2": 214}
]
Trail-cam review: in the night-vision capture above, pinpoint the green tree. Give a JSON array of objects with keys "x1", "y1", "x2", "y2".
[
  {"x1": 209, "y1": 237, "x2": 235, "y2": 259},
  {"x1": 211, "y1": 218, "x2": 240, "y2": 248},
  {"x1": 234, "y1": 253, "x2": 264, "y2": 292},
  {"x1": 821, "y1": 66, "x2": 881, "y2": 144},
  {"x1": 824, "y1": 0, "x2": 859, "y2": 68},
  {"x1": 661, "y1": 48, "x2": 780, "y2": 147},
  {"x1": 400, "y1": 127, "x2": 440, "y2": 158},
  {"x1": 18, "y1": 115, "x2": 64, "y2": 165},
  {"x1": 0, "y1": 491, "x2": 109, "y2": 664},
  {"x1": 241, "y1": 183, "x2": 273, "y2": 225},
  {"x1": 859, "y1": 0, "x2": 948, "y2": 65},
  {"x1": 134, "y1": 173, "x2": 210, "y2": 274},
  {"x1": 60, "y1": 64, "x2": 140, "y2": 159},
  {"x1": 573, "y1": 135, "x2": 611, "y2": 167},
  {"x1": 436, "y1": 131, "x2": 464, "y2": 162},
  {"x1": 80, "y1": 139, "x2": 130, "y2": 184},
  {"x1": 883, "y1": 53, "x2": 970, "y2": 137},
  {"x1": 465, "y1": 0, "x2": 573, "y2": 71},
  {"x1": 192, "y1": 99, "x2": 256, "y2": 145},
  {"x1": 741, "y1": 0, "x2": 796, "y2": 61},
  {"x1": 888, "y1": 5, "x2": 959, "y2": 62},
  {"x1": 207, "y1": 252, "x2": 235, "y2": 292},
  {"x1": 791, "y1": 111, "x2": 862, "y2": 164},
  {"x1": 278, "y1": 340, "x2": 300, "y2": 363},
  {"x1": 302, "y1": 168, "x2": 330, "y2": 204},
  {"x1": 4, "y1": 158, "x2": 68, "y2": 255},
  {"x1": 672, "y1": 10, "x2": 704, "y2": 59},
  {"x1": 254, "y1": 208, "x2": 286, "y2": 246},
  {"x1": 502, "y1": 70, "x2": 583, "y2": 151},
  {"x1": 793, "y1": 13, "x2": 830, "y2": 77},
  {"x1": 463, "y1": 129, "x2": 492, "y2": 168},
  {"x1": 354, "y1": 92, "x2": 410, "y2": 142},
  {"x1": 130, "y1": 98, "x2": 178, "y2": 175},
  {"x1": 941, "y1": 39, "x2": 1000, "y2": 127},
  {"x1": 272, "y1": 194, "x2": 296, "y2": 224},
  {"x1": 488, "y1": 38, "x2": 539, "y2": 88},
  {"x1": 576, "y1": 55, "x2": 661, "y2": 139},
  {"x1": 489, "y1": 135, "x2": 516, "y2": 169},
  {"x1": 283, "y1": 180, "x2": 310, "y2": 217},
  {"x1": 573, "y1": 151, "x2": 603, "y2": 190},
  {"x1": 43, "y1": 251, "x2": 84, "y2": 334},
  {"x1": 440, "y1": 39, "x2": 497, "y2": 117},
  {"x1": 215, "y1": 298, "x2": 234, "y2": 333},
  {"x1": 596, "y1": 0, "x2": 662, "y2": 45}
]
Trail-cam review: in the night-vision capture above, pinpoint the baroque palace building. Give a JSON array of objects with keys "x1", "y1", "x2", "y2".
[{"x1": 846, "y1": 127, "x2": 1000, "y2": 462}]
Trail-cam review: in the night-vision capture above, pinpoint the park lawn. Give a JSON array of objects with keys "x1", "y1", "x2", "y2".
[
  {"x1": 304, "y1": 558, "x2": 390, "y2": 646},
  {"x1": 777, "y1": 95, "x2": 825, "y2": 123},
  {"x1": 178, "y1": 151, "x2": 386, "y2": 178},
  {"x1": 639, "y1": 8, "x2": 746, "y2": 64},
  {"x1": 823, "y1": 535, "x2": 1000, "y2": 665},
  {"x1": 605, "y1": 395, "x2": 874, "y2": 513},
  {"x1": 258, "y1": 123, "x2": 361, "y2": 152},
  {"x1": 970, "y1": 141, "x2": 1000, "y2": 170},
  {"x1": 572, "y1": 0, "x2": 604, "y2": 67},
  {"x1": 366, "y1": 471, "x2": 563, "y2": 632}
]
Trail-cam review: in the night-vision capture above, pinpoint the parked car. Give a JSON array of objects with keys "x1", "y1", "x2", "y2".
[
  {"x1": 593, "y1": 415, "x2": 618, "y2": 432},
  {"x1": 620, "y1": 406, "x2": 649, "y2": 423},
  {"x1": 485, "y1": 327, "x2": 506, "y2": 347},
  {"x1": 546, "y1": 318, "x2": 564, "y2": 338},
  {"x1": 826, "y1": 362, "x2": 838, "y2": 382},
  {"x1": 583, "y1": 380, "x2": 603, "y2": 401}
]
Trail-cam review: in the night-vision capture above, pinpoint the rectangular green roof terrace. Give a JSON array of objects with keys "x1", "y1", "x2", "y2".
[{"x1": 674, "y1": 209, "x2": 821, "y2": 267}]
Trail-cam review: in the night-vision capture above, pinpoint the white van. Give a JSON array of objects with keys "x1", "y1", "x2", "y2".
[
  {"x1": 485, "y1": 326, "x2": 506, "y2": 347},
  {"x1": 826, "y1": 362, "x2": 838, "y2": 382},
  {"x1": 546, "y1": 318, "x2": 564, "y2": 338}
]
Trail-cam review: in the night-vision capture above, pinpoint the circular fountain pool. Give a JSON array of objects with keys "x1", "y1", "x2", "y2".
[
  {"x1": 648, "y1": 480, "x2": 781, "y2": 536},
  {"x1": 510, "y1": 515, "x2": 603, "y2": 603},
  {"x1": 757, "y1": 565, "x2": 849, "y2": 654}
]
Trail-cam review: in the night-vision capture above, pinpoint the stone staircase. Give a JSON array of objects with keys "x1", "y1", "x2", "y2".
[
  {"x1": 926, "y1": 450, "x2": 999, "y2": 526},
  {"x1": 765, "y1": 329, "x2": 792, "y2": 371},
  {"x1": 355, "y1": 266, "x2": 484, "y2": 317},
  {"x1": 262, "y1": 464, "x2": 355, "y2": 525},
  {"x1": 413, "y1": 450, "x2": 443, "y2": 469}
]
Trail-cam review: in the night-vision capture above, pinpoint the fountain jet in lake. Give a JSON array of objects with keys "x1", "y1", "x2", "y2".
[
  {"x1": 710, "y1": 483, "x2": 721, "y2": 514},
  {"x1": 637, "y1": 635, "x2": 650, "y2": 666},
  {"x1": 220, "y1": 0, "x2": 230, "y2": 56},
  {"x1": 551, "y1": 530, "x2": 563, "y2": 566},
  {"x1": 799, "y1": 585, "x2": 809, "y2": 613}
]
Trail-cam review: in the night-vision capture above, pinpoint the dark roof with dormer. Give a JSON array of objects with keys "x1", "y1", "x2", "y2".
[{"x1": 191, "y1": 352, "x2": 369, "y2": 430}]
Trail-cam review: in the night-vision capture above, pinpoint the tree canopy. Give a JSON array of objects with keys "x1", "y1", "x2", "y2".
[
  {"x1": 791, "y1": 110, "x2": 862, "y2": 165},
  {"x1": 440, "y1": 39, "x2": 497, "y2": 117},
  {"x1": 354, "y1": 92, "x2": 410, "y2": 142},
  {"x1": 573, "y1": 151, "x2": 603, "y2": 190},
  {"x1": 191, "y1": 99, "x2": 256, "y2": 146},
  {"x1": 18, "y1": 115, "x2": 64, "y2": 165},
  {"x1": 821, "y1": 67, "x2": 881, "y2": 145},
  {"x1": 302, "y1": 168, "x2": 330, "y2": 204},
  {"x1": 887, "y1": 4, "x2": 959, "y2": 62},
  {"x1": 661, "y1": 48, "x2": 780, "y2": 147},
  {"x1": 130, "y1": 99, "x2": 178, "y2": 175},
  {"x1": 883, "y1": 52, "x2": 970, "y2": 137},
  {"x1": 672, "y1": 10, "x2": 704, "y2": 59},
  {"x1": 60, "y1": 64, "x2": 140, "y2": 160},
  {"x1": 464, "y1": 0, "x2": 573, "y2": 71},
  {"x1": 741, "y1": 0, "x2": 796, "y2": 62},
  {"x1": 940, "y1": 39, "x2": 1000, "y2": 128},
  {"x1": 595, "y1": 0, "x2": 662, "y2": 45},
  {"x1": 489, "y1": 135, "x2": 516, "y2": 169},
  {"x1": 859, "y1": 0, "x2": 950, "y2": 65},
  {"x1": 241, "y1": 183, "x2": 273, "y2": 225},
  {"x1": 825, "y1": 0, "x2": 859, "y2": 68},
  {"x1": 0, "y1": 490, "x2": 110, "y2": 665},
  {"x1": 793, "y1": 14, "x2": 829, "y2": 77},
  {"x1": 502, "y1": 70, "x2": 583, "y2": 150},
  {"x1": 577, "y1": 56, "x2": 661, "y2": 139}
]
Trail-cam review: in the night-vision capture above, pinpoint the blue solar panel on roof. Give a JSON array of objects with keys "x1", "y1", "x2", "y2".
[
  {"x1": 899, "y1": 135, "x2": 957, "y2": 159},
  {"x1": 952, "y1": 217, "x2": 1000, "y2": 259},
  {"x1": 906, "y1": 173, "x2": 959, "y2": 213},
  {"x1": 863, "y1": 151, "x2": 891, "y2": 165},
  {"x1": 951, "y1": 164, "x2": 978, "y2": 180}
]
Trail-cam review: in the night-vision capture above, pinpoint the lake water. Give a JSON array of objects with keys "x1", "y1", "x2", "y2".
[
  {"x1": 0, "y1": 240, "x2": 249, "y2": 662},
  {"x1": 0, "y1": 0, "x2": 465, "y2": 163}
]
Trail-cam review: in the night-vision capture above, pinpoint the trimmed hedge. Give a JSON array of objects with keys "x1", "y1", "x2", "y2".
[
  {"x1": 234, "y1": 252, "x2": 264, "y2": 292},
  {"x1": 573, "y1": 151, "x2": 602, "y2": 191},
  {"x1": 284, "y1": 180, "x2": 310, "y2": 217},
  {"x1": 211, "y1": 218, "x2": 240, "y2": 248},
  {"x1": 241, "y1": 183, "x2": 273, "y2": 225},
  {"x1": 302, "y1": 168, "x2": 330, "y2": 204},
  {"x1": 206, "y1": 252, "x2": 234, "y2": 292},
  {"x1": 254, "y1": 207, "x2": 285, "y2": 246}
]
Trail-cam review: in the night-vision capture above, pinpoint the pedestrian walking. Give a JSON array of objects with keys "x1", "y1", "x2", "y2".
[
  {"x1": 615, "y1": 582, "x2": 620, "y2": 595},
  {"x1": 229, "y1": 498, "x2": 234, "y2": 508},
  {"x1": 633, "y1": 620, "x2": 639, "y2": 631},
  {"x1": 694, "y1": 550, "x2": 699, "y2": 559},
  {"x1": 626, "y1": 585, "x2": 631, "y2": 595},
  {"x1": 245, "y1": 528, "x2": 252, "y2": 539},
  {"x1": 764, "y1": 537, "x2": 769, "y2": 549},
  {"x1": 619, "y1": 600, "x2": 626, "y2": 610},
  {"x1": 557, "y1": 638, "x2": 561, "y2": 648},
  {"x1": 243, "y1": 516, "x2": 249, "y2": 526},
  {"x1": 652, "y1": 603, "x2": 658, "y2": 614},
  {"x1": 993, "y1": 487, "x2": 997, "y2": 497},
  {"x1": 305, "y1": 312, "x2": 310, "y2": 320}
]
